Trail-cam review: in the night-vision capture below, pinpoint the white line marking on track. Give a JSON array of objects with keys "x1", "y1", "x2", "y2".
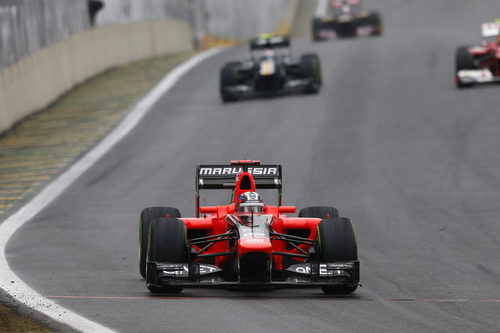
[{"x1": 0, "y1": 47, "x2": 223, "y2": 333}]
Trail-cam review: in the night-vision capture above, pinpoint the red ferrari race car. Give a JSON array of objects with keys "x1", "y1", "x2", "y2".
[
  {"x1": 455, "y1": 21, "x2": 500, "y2": 88},
  {"x1": 139, "y1": 160, "x2": 360, "y2": 294},
  {"x1": 312, "y1": 0, "x2": 382, "y2": 40}
]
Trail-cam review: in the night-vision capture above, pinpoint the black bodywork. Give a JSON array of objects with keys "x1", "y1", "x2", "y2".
[{"x1": 220, "y1": 36, "x2": 322, "y2": 102}]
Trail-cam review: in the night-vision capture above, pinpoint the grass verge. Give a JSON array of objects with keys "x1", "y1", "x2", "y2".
[{"x1": 0, "y1": 50, "x2": 196, "y2": 332}]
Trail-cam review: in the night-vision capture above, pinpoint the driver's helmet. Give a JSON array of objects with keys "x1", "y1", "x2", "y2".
[
  {"x1": 236, "y1": 192, "x2": 264, "y2": 214},
  {"x1": 331, "y1": 0, "x2": 350, "y2": 6}
]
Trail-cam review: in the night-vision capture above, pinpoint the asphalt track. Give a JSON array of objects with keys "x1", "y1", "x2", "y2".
[{"x1": 5, "y1": 0, "x2": 500, "y2": 332}]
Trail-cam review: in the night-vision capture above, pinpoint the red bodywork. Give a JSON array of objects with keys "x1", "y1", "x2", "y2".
[
  {"x1": 468, "y1": 41, "x2": 500, "y2": 76},
  {"x1": 181, "y1": 167, "x2": 321, "y2": 273},
  {"x1": 331, "y1": 0, "x2": 361, "y2": 8}
]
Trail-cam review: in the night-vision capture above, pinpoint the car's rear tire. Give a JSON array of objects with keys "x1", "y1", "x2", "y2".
[
  {"x1": 312, "y1": 18, "x2": 324, "y2": 41},
  {"x1": 146, "y1": 217, "x2": 187, "y2": 293},
  {"x1": 300, "y1": 54, "x2": 322, "y2": 94},
  {"x1": 366, "y1": 11, "x2": 382, "y2": 36},
  {"x1": 298, "y1": 206, "x2": 339, "y2": 219},
  {"x1": 455, "y1": 46, "x2": 475, "y2": 88},
  {"x1": 220, "y1": 62, "x2": 240, "y2": 102},
  {"x1": 139, "y1": 207, "x2": 181, "y2": 278},
  {"x1": 318, "y1": 218, "x2": 358, "y2": 294}
]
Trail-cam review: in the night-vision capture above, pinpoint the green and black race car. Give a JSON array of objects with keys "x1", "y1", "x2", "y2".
[{"x1": 220, "y1": 34, "x2": 322, "y2": 102}]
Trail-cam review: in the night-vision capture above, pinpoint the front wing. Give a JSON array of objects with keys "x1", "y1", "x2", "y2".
[
  {"x1": 456, "y1": 69, "x2": 500, "y2": 85},
  {"x1": 221, "y1": 77, "x2": 316, "y2": 99},
  {"x1": 146, "y1": 261, "x2": 359, "y2": 289},
  {"x1": 313, "y1": 17, "x2": 379, "y2": 39}
]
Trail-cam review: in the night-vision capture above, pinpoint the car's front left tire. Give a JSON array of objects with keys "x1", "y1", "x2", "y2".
[
  {"x1": 299, "y1": 206, "x2": 339, "y2": 219},
  {"x1": 300, "y1": 54, "x2": 322, "y2": 94},
  {"x1": 220, "y1": 62, "x2": 240, "y2": 102}
]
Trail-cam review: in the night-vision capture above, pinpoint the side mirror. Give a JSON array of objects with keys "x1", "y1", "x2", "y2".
[{"x1": 278, "y1": 206, "x2": 296, "y2": 214}]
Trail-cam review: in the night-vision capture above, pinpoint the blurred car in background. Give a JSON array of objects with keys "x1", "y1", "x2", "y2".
[
  {"x1": 455, "y1": 20, "x2": 500, "y2": 88},
  {"x1": 312, "y1": 0, "x2": 382, "y2": 40},
  {"x1": 219, "y1": 34, "x2": 322, "y2": 102}
]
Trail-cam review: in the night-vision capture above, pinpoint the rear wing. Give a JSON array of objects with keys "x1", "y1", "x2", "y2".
[
  {"x1": 196, "y1": 160, "x2": 282, "y2": 217},
  {"x1": 249, "y1": 36, "x2": 290, "y2": 50},
  {"x1": 482, "y1": 20, "x2": 500, "y2": 38}
]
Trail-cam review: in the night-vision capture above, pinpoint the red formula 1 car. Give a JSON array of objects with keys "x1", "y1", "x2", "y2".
[
  {"x1": 455, "y1": 21, "x2": 500, "y2": 88},
  {"x1": 139, "y1": 161, "x2": 359, "y2": 294},
  {"x1": 312, "y1": 0, "x2": 382, "y2": 40}
]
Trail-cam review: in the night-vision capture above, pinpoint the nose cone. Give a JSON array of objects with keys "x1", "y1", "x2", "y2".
[{"x1": 238, "y1": 238, "x2": 272, "y2": 258}]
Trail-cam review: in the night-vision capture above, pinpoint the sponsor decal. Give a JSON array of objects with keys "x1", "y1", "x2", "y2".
[
  {"x1": 482, "y1": 22, "x2": 500, "y2": 38},
  {"x1": 199, "y1": 166, "x2": 278, "y2": 177},
  {"x1": 295, "y1": 265, "x2": 312, "y2": 274},
  {"x1": 260, "y1": 60, "x2": 275, "y2": 76},
  {"x1": 328, "y1": 263, "x2": 354, "y2": 269},
  {"x1": 319, "y1": 263, "x2": 354, "y2": 277}
]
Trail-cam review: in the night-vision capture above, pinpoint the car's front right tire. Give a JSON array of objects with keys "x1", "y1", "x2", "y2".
[
  {"x1": 139, "y1": 207, "x2": 181, "y2": 278},
  {"x1": 317, "y1": 218, "x2": 358, "y2": 294},
  {"x1": 455, "y1": 46, "x2": 475, "y2": 88}
]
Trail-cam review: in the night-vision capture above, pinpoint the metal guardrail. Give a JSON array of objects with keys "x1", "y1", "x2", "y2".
[{"x1": 0, "y1": 0, "x2": 292, "y2": 70}]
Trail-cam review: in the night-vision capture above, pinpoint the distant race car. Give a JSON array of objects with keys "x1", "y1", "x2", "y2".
[
  {"x1": 219, "y1": 35, "x2": 322, "y2": 102},
  {"x1": 139, "y1": 160, "x2": 359, "y2": 294},
  {"x1": 455, "y1": 20, "x2": 500, "y2": 88},
  {"x1": 312, "y1": 0, "x2": 382, "y2": 40}
]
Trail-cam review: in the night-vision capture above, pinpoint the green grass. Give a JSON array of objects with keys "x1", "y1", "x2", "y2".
[
  {"x1": 0, "y1": 50, "x2": 196, "y2": 332},
  {"x1": 0, "y1": 303, "x2": 55, "y2": 333}
]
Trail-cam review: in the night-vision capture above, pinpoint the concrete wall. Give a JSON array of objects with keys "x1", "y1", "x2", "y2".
[
  {"x1": 0, "y1": 0, "x2": 90, "y2": 70},
  {"x1": 94, "y1": 0, "x2": 293, "y2": 39},
  {"x1": 0, "y1": 19, "x2": 192, "y2": 133}
]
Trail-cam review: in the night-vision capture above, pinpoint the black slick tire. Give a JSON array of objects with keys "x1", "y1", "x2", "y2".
[
  {"x1": 318, "y1": 218, "x2": 358, "y2": 294},
  {"x1": 146, "y1": 217, "x2": 188, "y2": 293},
  {"x1": 300, "y1": 53, "x2": 322, "y2": 94},
  {"x1": 298, "y1": 206, "x2": 339, "y2": 219},
  {"x1": 367, "y1": 11, "x2": 382, "y2": 36},
  {"x1": 312, "y1": 18, "x2": 324, "y2": 41},
  {"x1": 220, "y1": 62, "x2": 239, "y2": 102},
  {"x1": 139, "y1": 207, "x2": 181, "y2": 278}
]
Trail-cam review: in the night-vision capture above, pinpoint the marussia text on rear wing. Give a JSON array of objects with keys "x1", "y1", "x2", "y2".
[{"x1": 195, "y1": 160, "x2": 282, "y2": 216}]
